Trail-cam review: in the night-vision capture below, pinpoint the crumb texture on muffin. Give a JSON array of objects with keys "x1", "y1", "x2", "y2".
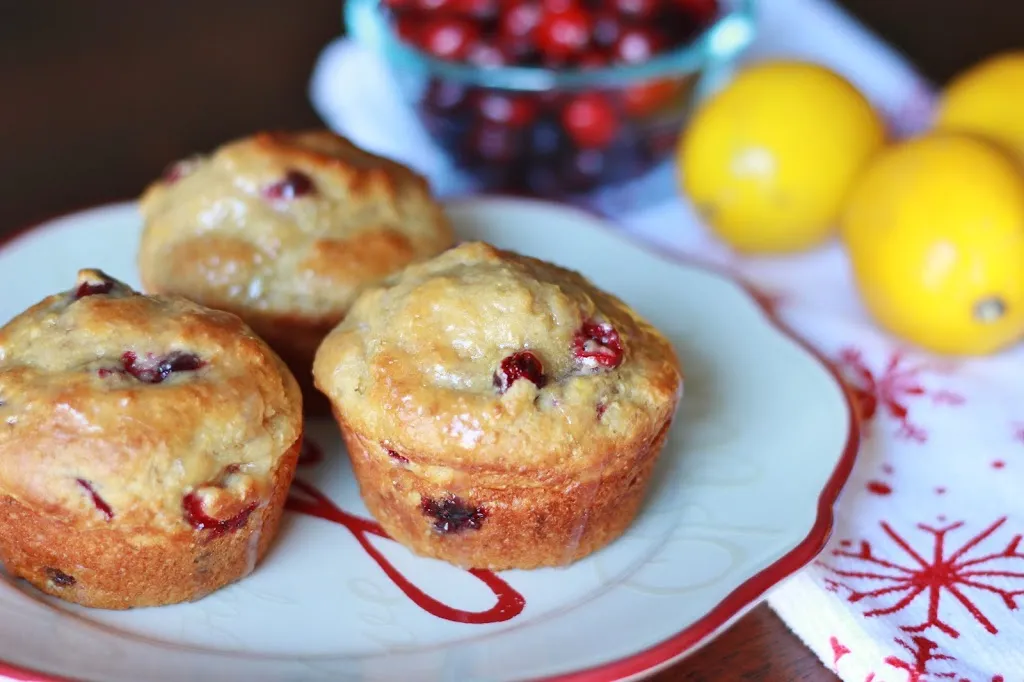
[
  {"x1": 137, "y1": 130, "x2": 454, "y2": 324},
  {"x1": 314, "y1": 241, "x2": 682, "y2": 474},
  {"x1": 314, "y1": 242, "x2": 682, "y2": 569},
  {"x1": 0, "y1": 269, "x2": 302, "y2": 532}
]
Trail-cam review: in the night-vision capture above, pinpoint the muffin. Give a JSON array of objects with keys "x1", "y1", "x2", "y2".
[
  {"x1": 137, "y1": 129, "x2": 455, "y2": 412},
  {"x1": 313, "y1": 242, "x2": 682, "y2": 570},
  {"x1": 0, "y1": 269, "x2": 303, "y2": 609}
]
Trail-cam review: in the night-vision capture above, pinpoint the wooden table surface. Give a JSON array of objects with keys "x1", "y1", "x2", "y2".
[{"x1": 1, "y1": 2, "x2": 1020, "y2": 680}]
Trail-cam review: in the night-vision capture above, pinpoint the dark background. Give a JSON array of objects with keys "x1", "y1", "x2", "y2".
[
  {"x1": 2, "y1": 0, "x2": 1022, "y2": 236},
  {"x1": 0, "y1": 2, "x2": 1021, "y2": 680}
]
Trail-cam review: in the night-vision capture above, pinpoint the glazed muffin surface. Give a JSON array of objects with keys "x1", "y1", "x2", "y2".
[
  {"x1": 314, "y1": 242, "x2": 682, "y2": 569},
  {"x1": 137, "y1": 130, "x2": 454, "y2": 406},
  {"x1": 0, "y1": 270, "x2": 302, "y2": 608}
]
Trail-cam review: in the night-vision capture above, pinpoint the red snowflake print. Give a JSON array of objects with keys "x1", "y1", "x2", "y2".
[
  {"x1": 866, "y1": 480, "x2": 894, "y2": 496},
  {"x1": 836, "y1": 347, "x2": 964, "y2": 443},
  {"x1": 885, "y1": 635, "x2": 953, "y2": 682},
  {"x1": 1014, "y1": 422, "x2": 1024, "y2": 445},
  {"x1": 884, "y1": 634, "x2": 1007, "y2": 682},
  {"x1": 822, "y1": 517, "x2": 1024, "y2": 638},
  {"x1": 830, "y1": 635, "x2": 851, "y2": 668}
]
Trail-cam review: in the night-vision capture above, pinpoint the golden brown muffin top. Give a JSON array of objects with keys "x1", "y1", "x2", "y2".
[
  {"x1": 313, "y1": 242, "x2": 682, "y2": 475},
  {"x1": 137, "y1": 129, "x2": 454, "y2": 324},
  {"x1": 0, "y1": 270, "x2": 302, "y2": 531}
]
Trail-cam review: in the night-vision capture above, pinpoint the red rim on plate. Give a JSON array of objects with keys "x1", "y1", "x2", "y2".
[{"x1": 0, "y1": 198, "x2": 861, "y2": 682}]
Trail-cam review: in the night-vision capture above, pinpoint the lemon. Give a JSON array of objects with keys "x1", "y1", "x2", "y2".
[
  {"x1": 935, "y1": 51, "x2": 1024, "y2": 158},
  {"x1": 680, "y1": 61, "x2": 886, "y2": 253},
  {"x1": 841, "y1": 132, "x2": 1024, "y2": 356}
]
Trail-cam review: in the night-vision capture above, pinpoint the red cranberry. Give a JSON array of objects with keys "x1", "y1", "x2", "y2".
[
  {"x1": 498, "y1": 1, "x2": 542, "y2": 59},
  {"x1": 466, "y1": 123, "x2": 522, "y2": 162},
  {"x1": 45, "y1": 567, "x2": 76, "y2": 587},
  {"x1": 563, "y1": 148, "x2": 608, "y2": 191},
  {"x1": 613, "y1": 26, "x2": 666, "y2": 64},
  {"x1": 416, "y1": 0, "x2": 457, "y2": 9},
  {"x1": 423, "y1": 79, "x2": 470, "y2": 114},
  {"x1": 591, "y1": 11, "x2": 623, "y2": 49},
  {"x1": 622, "y1": 79, "x2": 678, "y2": 116},
  {"x1": 596, "y1": 401, "x2": 608, "y2": 419},
  {"x1": 420, "y1": 18, "x2": 480, "y2": 61},
  {"x1": 182, "y1": 491, "x2": 258, "y2": 538},
  {"x1": 561, "y1": 93, "x2": 619, "y2": 149},
  {"x1": 421, "y1": 494, "x2": 487, "y2": 533},
  {"x1": 525, "y1": 166, "x2": 565, "y2": 196},
  {"x1": 578, "y1": 49, "x2": 611, "y2": 69},
  {"x1": 121, "y1": 351, "x2": 204, "y2": 384},
  {"x1": 263, "y1": 170, "x2": 315, "y2": 201},
  {"x1": 540, "y1": 0, "x2": 578, "y2": 10},
  {"x1": 663, "y1": 0, "x2": 717, "y2": 45},
  {"x1": 466, "y1": 42, "x2": 509, "y2": 67},
  {"x1": 501, "y1": 36, "x2": 540, "y2": 63},
  {"x1": 573, "y1": 320, "x2": 624, "y2": 369},
  {"x1": 75, "y1": 279, "x2": 113, "y2": 299},
  {"x1": 77, "y1": 479, "x2": 113, "y2": 520},
  {"x1": 613, "y1": 0, "x2": 661, "y2": 18},
  {"x1": 535, "y1": 6, "x2": 592, "y2": 62},
  {"x1": 529, "y1": 120, "x2": 568, "y2": 157},
  {"x1": 647, "y1": 124, "x2": 681, "y2": 157},
  {"x1": 394, "y1": 15, "x2": 422, "y2": 45},
  {"x1": 454, "y1": 0, "x2": 499, "y2": 19},
  {"x1": 499, "y1": 1, "x2": 542, "y2": 40},
  {"x1": 672, "y1": 0, "x2": 718, "y2": 23},
  {"x1": 386, "y1": 448, "x2": 410, "y2": 465},
  {"x1": 494, "y1": 351, "x2": 547, "y2": 393},
  {"x1": 476, "y1": 92, "x2": 538, "y2": 127}
]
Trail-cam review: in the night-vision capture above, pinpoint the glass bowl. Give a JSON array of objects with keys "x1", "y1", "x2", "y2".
[{"x1": 344, "y1": 0, "x2": 757, "y2": 199}]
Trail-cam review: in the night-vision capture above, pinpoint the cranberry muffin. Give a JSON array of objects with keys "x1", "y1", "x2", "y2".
[
  {"x1": 0, "y1": 269, "x2": 303, "y2": 609},
  {"x1": 313, "y1": 242, "x2": 682, "y2": 570},
  {"x1": 137, "y1": 129, "x2": 455, "y2": 411}
]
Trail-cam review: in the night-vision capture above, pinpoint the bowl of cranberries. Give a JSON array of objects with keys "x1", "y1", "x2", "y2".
[{"x1": 345, "y1": 0, "x2": 756, "y2": 198}]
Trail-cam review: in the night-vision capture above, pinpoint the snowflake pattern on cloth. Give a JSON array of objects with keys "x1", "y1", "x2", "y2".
[
  {"x1": 757, "y1": 296, "x2": 1024, "y2": 682},
  {"x1": 761, "y1": 306, "x2": 1024, "y2": 681}
]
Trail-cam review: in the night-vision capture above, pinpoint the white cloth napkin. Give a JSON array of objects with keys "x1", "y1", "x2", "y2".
[{"x1": 309, "y1": 1, "x2": 1024, "y2": 680}]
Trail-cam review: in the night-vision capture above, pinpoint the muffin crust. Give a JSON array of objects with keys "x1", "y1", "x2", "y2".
[
  {"x1": 0, "y1": 269, "x2": 302, "y2": 607},
  {"x1": 137, "y1": 130, "x2": 454, "y2": 409},
  {"x1": 314, "y1": 242, "x2": 682, "y2": 569}
]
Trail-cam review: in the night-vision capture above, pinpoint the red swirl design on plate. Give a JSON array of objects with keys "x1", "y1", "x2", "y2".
[{"x1": 286, "y1": 478, "x2": 526, "y2": 624}]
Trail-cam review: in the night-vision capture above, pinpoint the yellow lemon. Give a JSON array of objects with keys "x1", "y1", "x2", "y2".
[
  {"x1": 841, "y1": 132, "x2": 1024, "y2": 356},
  {"x1": 680, "y1": 61, "x2": 885, "y2": 253},
  {"x1": 935, "y1": 51, "x2": 1024, "y2": 158}
]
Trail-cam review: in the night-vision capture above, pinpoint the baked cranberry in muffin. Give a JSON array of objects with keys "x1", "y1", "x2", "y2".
[
  {"x1": 0, "y1": 269, "x2": 303, "y2": 609},
  {"x1": 313, "y1": 242, "x2": 682, "y2": 570},
  {"x1": 137, "y1": 130, "x2": 455, "y2": 412}
]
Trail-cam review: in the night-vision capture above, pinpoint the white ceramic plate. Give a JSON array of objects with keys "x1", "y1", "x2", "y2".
[{"x1": 0, "y1": 197, "x2": 858, "y2": 682}]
